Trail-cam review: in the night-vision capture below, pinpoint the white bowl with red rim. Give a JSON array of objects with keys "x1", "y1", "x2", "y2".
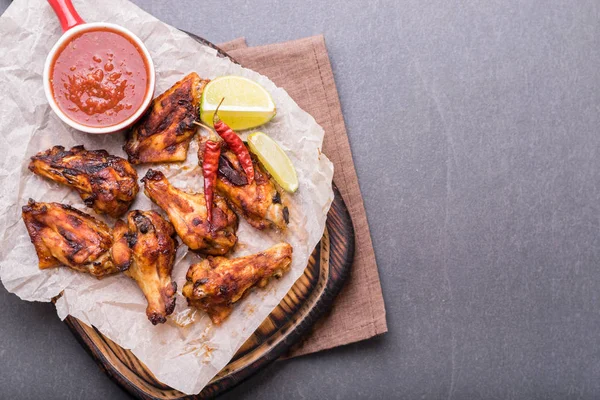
[{"x1": 43, "y1": 0, "x2": 155, "y2": 134}]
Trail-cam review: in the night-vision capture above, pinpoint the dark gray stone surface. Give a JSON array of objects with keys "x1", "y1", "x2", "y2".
[{"x1": 2, "y1": 0, "x2": 600, "y2": 398}]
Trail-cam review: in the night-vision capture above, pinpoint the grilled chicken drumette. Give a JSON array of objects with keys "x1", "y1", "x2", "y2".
[
  {"x1": 28, "y1": 145, "x2": 139, "y2": 218},
  {"x1": 182, "y1": 242, "x2": 293, "y2": 324},
  {"x1": 21, "y1": 200, "x2": 126, "y2": 278},
  {"x1": 142, "y1": 169, "x2": 238, "y2": 255},
  {"x1": 124, "y1": 72, "x2": 208, "y2": 164},
  {"x1": 118, "y1": 210, "x2": 178, "y2": 325},
  {"x1": 198, "y1": 136, "x2": 289, "y2": 231}
]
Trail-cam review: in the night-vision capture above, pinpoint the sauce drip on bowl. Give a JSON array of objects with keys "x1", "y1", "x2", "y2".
[{"x1": 50, "y1": 27, "x2": 150, "y2": 127}]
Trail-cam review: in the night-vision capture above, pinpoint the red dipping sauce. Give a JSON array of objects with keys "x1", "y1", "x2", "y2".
[{"x1": 49, "y1": 27, "x2": 150, "y2": 127}]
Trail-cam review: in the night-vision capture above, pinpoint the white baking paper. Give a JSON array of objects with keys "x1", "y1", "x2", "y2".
[{"x1": 0, "y1": 0, "x2": 333, "y2": 394}]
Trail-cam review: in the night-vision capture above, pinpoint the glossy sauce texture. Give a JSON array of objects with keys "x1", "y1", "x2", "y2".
[{"x1": 50, "y1": 28, "x2": 149, "y2": 127}]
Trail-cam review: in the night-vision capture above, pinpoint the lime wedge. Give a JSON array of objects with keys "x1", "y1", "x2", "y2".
[
  {"x1": 200, "y1": 76, "x2": 276, "y2": 130},
  {"x1": 247, "y1": 132, "x2": 298, "y2": 193}
]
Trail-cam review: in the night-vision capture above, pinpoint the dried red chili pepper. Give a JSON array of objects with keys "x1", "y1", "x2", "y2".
[
  {"x1": 212, "y1": 98, "x2": 255, "y2": 184},
  {"x1": 202, "y1": 139, "x2": 221, "y2": 227}
]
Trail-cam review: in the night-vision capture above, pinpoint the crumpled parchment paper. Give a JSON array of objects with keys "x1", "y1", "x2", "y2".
[{"x1": 0, "y1": 0, "x2": 333, "y2": 394}]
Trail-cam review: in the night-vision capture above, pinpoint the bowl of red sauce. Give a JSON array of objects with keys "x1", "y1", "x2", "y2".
[{"x1": 43, "y1": 0, "x2": 155, "y2": 134}]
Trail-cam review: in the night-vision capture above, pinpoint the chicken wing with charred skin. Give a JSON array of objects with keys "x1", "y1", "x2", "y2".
[
  {"x1": 21, "y1": 200, "x2": 127, "y2": 278},
  {"x1": 122, "y1": 210, "x2": 178, "y2": 325},
  {"x1": 22, "y1": 202, "x2": 177, "y2": 324},
  {"x1": 142, "y1": 169, "x2": 238, "y2": 255},
  {"x1": 182, "y1": 242, "x2": 293, "y2": 324},
  {"x1": 124, "y1": 72, "x2": 209, "y2": 164},
  {"x1": 198, "y1": 136, "x2": 289, "y2": 231},
  {"x1": 28, "y1": 145, "x2": 139, "y2": 218}
]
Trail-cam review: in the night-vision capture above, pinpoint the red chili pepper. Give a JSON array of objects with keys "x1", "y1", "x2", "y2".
[
  {"x1": 213, "y1": 98, "x2": 255, "y2": 184},
  {"x1": 202, "y1": 139, "x2": 221, "y2": 227}
]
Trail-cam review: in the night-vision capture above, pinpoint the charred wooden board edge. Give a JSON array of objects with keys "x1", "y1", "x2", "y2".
[
  {"x1": 182, "y1": 31, "x2": 237, "y2": 63},
  {"x1": 62, "y1": 35, "x2": 356, "y2": 400},
  {"x1": 64, "y1": 318, "x2": 154, "y2": 399}
]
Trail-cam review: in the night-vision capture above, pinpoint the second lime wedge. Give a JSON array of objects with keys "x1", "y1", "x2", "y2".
[
  {"x1": 200, "y1": 76, "x2": 276, "y2": 130},
  {"x1": 247, "y1": 132, "x2": 298, "y2": 193}
]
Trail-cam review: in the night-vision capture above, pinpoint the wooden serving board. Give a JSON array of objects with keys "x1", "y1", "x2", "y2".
[{"x1": 63, "y1": 36, "x2": 356, "y2": 399}]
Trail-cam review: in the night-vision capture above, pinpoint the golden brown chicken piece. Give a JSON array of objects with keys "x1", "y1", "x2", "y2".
[
  {"x1": 198, "y1": 137, "x2": 289, "y2": 231},
  {"x1": 182, "y1": 242, "x2": 293, "y2": 324},
  {"x1": 124, "y1": 72, "x2": 209, "y2": 164},
  {"x1": 142, "y1": 169, "x2": 238, "y2": 255},
  {"x1": 28, "y1": 145, "x2": 139, "y2": 218},
  {"x1": 120, "y1": 210, "x2": 178, "y2": 325},
  {"x1": 21, "y1": 200, "x2": 126, "y2": 278}
]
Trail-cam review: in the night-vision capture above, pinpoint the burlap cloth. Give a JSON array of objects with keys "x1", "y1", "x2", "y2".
[{"x1": 217, "y1": 36, "x2": 387, "y2": 357}]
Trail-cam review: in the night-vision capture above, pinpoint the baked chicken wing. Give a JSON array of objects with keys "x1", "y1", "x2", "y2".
[
  {"x1": 28, "y1": 145, "x2": 139, "y2": 218},
  {"x1": 142, "y1": 169, "x2": 238, "y2": 255},
  {"x1": 21, "y1": 200, "x2": 125, "y2": 277},
  {"x1": 121, "y1": 210, "x2": 178, "y2": 325},
  {"x1": 124, "y1": 72, "x2": 208, "y2": 164},
  {"x1": 198, "y1": 137, "x2": 289, "y2": 230},
  {"x1": 182, "y1": 242, "x2": 293, "y2": 324}
]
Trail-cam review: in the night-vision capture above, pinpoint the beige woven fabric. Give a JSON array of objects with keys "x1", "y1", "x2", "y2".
[{"x1": 219, "y1": 36, "x2": 387, "y2": 357}]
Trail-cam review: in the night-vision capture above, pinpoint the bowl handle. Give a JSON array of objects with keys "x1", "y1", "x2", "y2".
[{"x1": 47, "y1": 0, "x2": 85, "y2": 32}]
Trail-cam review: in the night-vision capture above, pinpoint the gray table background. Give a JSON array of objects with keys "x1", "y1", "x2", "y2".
[{"x1": 2, "y1": 0, "x2": 600, "y2": 399}]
